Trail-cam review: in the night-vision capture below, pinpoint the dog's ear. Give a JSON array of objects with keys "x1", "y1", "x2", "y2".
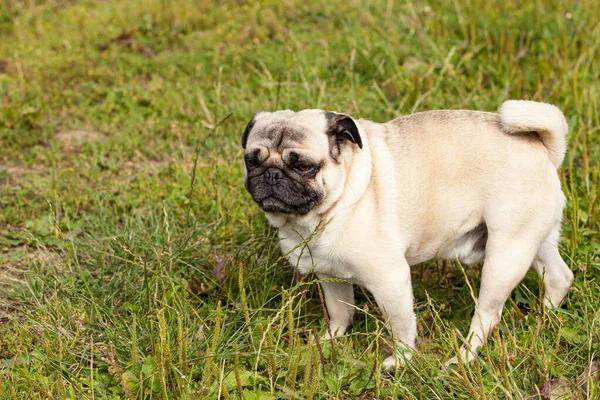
[
  {"x1": 325, "y1": 112, "x2": 363, "y2": 149},
  {"x1": 242, "y1": 112, "x2": 261, "y2": 149}
]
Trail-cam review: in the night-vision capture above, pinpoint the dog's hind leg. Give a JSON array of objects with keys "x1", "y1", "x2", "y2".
[
  {"x1": 531, "y1": 226, "x2": 574, "y2": 307},
  {"x1": 445, "y1": 233, "x2": 540, "y2": 367}
]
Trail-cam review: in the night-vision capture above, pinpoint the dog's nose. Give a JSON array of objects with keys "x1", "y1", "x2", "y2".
[{"x1": 264, "y1": 168, "x2": 283, "y2": 185}]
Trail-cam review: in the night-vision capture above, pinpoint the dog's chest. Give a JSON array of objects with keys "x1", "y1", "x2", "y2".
[{"x1": 277, "y1": 227, "x2": 354, "y2": 279}]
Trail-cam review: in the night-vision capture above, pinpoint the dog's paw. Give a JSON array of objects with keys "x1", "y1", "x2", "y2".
[
  {"x1": 443, "y1": 347, "x2": 478, "y2": 369},
  {"x1": 382, "y1": 349, "x2": 413, "y2": 371},
  {"x1": 382, "y1": 355, "x2": 399, "y2": 371},
  {"x1": 443, "y1": 356, "x2": 460, "y2": 369},
  {"x1": 320, "y1": 324, "x2": 348, "y2": 341}
]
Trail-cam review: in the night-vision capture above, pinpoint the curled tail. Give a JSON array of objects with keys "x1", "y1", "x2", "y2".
[{"x1": 499, "y1": 100, "x2": 568, "y2": 168}]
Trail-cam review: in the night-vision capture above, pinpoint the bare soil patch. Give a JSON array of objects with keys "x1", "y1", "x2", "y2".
[{"x1": 54, "y1": 126, "x2": 110, "y2": 148}]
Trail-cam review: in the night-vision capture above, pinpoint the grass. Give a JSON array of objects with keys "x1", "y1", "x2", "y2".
[{"x1": 0, "y1": 0, "x2": 599, "y2": 398}]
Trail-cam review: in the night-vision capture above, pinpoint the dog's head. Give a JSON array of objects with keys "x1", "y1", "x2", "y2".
[{"x1": 242, "y1": 110, "x2": 363, "y2": 216}]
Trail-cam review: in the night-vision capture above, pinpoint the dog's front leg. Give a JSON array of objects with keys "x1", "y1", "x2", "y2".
[
  {"x1": 367, "y1": 259, "x2": 417, "y2": 370},
  {"x1": 317, "y1": 274, "x2": 355, "y2": 339}
]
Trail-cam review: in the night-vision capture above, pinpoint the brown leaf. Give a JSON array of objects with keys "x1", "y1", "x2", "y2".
[
  {"x1": 99, "y1": 31, "x2": 155, "y2": 57},
  {"x1": 213, "y1": 257, "x2": 230, "y2": 281},
  {"x1": 137, "y1": 44, "x2": 155, "y2": 57},
  {"x1": 97, "y1": 42, "x2": 109, "y2": 52},
  {"x1": 188, "y1": 277, "x2": 208, "y2": 295},
  {"x1": 534, "y1": 377, "x2": 575, "y2": 400},
  {"x1": 111, "y1": 31, "x2": 135, "y2": 44},
  {"x1": 0, "y1": 60, "x2": 8, "y2": 74},
  {"x1": 577, "y1": 360, "x2": 599, "y2": 395}
]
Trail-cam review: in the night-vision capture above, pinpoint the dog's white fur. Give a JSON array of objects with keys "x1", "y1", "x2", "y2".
[{"x1": 245, "y1": 100, "x2": 573, "y2": 369}]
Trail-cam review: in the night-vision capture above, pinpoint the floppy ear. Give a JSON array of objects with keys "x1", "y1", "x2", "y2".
[
  {"x1": 325, "y1": 112, "x2": 363, "y2": 149},
  {"x1": 241, "y1": 112, "x2": 261, "y2": 149}
]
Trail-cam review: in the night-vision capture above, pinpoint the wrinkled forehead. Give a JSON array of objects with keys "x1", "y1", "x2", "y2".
[{"x1": 248, "y1": 110, "x2": 329, "y2": 152}]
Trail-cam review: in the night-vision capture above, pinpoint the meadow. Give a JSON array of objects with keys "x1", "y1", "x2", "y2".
[{"x1": 0, "y1": 0, "x2": 599, "y2": 398}]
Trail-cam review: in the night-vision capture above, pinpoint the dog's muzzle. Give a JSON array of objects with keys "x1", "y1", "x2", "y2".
[{"x1": 246, "y1": 168, "x2": 320, "y2": 214}]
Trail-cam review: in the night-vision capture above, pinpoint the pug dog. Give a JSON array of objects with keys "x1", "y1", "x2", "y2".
[{"x1": 242, "y1": 100, "x2": 573, "y2": 369}]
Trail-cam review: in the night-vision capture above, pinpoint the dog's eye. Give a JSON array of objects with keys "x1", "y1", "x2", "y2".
[
  {"x1": 245, "y1": 154, "x2": 260, "y2": 169},
  {"x1": 295, "y1": 164, "x2": 314, "y2": 174}
]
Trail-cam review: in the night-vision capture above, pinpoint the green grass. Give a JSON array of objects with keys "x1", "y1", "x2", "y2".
[{"x1": 0, "y1": 0, "x2": 599, "y2": 398}]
